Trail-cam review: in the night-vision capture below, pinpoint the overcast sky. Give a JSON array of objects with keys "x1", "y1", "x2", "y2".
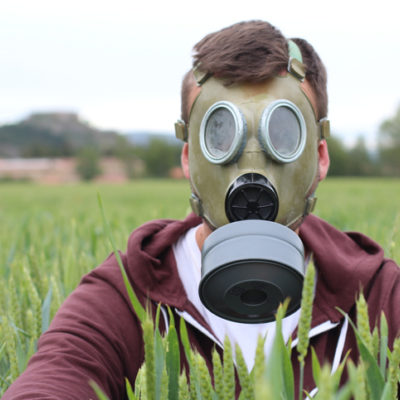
[{"x1": 1, "y1": 0, "x2": 399, "y2": 147}]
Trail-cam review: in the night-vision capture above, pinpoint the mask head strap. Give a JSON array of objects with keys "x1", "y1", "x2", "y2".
[
  {"x1": 287, "y1": 39, "x2": 306, "y2": 81},
  {"x1": 193, "y1": 63, "x2": 212, "y2": 86},
  {"x1": 175, "y1": 63, "x2": 211, "y2": 142}
]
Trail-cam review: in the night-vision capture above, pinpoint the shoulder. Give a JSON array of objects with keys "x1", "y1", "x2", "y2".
[{"x1": 366, "y1": 257, "x2": 400, "y2": 341}]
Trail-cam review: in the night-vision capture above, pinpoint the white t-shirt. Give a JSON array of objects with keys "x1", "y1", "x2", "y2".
[{"x1": 173, "y1": 225, "x2": 300, "y2": 371}]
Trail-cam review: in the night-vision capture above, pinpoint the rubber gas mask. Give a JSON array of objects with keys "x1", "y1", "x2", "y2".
[{"x1": 175, "y1": 49, "x2": 329, "y2": 323}]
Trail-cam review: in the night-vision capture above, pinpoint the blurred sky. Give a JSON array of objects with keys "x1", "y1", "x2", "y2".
[{"x1": 1, "y1": 0, "x2": 399, "y2": 148}]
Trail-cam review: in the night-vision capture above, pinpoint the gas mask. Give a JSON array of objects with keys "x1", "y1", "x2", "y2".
[{"x1": 175, "y1": 46, "x2": 329, "y2": 323}]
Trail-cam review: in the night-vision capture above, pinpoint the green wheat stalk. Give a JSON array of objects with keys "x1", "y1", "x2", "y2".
[
  {"x1": 356, "y1": 292, "x2": 373, "y2": 354},
  {"x1": 297, "y1": 262, "x2": 316, "y2": 400},
  {"x1": 25, "y1": 309, "x2": 36, "y2": 356},
  {"x1": 223, "y1": 335, "x2": 235, "y2": 400},
  {"x1": 371, "y1": 326, "x2": 379, "y2": 360},
  {"x1": 4, "y1": 319, "x2": 19, "y2": 381},
  {"x1": 178, "y1": 372, "x2": 190, "y2": 400},
  {"x1": 196, "y1": 353, "x2": 213, "y2": 400},
  {"x1": 252, "y1": 334, "x2": 266, "y2": 390},
  {"x1": 9, "y1": 277, "x2": 22, "y2": 330},
  {"x1": 349, "y1": 360, "x2": 367, "y2": 400},
  {"x1": 211, "y1": 348, "x2": 224, "y2": 400},
  {"x1": 315, "y1": 364, "x2": 333, "y2": 400},
  {"x1": 50, "y1": 275, "x2": 62, "y2": 318},
  {"x1": 388, "y1": 336, "x2": 400, "y2": 400},
  {"x1": 160, "y1": 365, "x2": 169, "y2": 400},
  {"x1": 143, "y1": 317, "x2": 156, "y2": 400},
  {"x1": 23, "y1": 266, "x2": 42, "y2": 339},
  {"x1": 135, "y1": 364, "x2": 147, "y2": 399},
  {"x1": 235, "y1": 343, "x2": 254, "y2": 400}
]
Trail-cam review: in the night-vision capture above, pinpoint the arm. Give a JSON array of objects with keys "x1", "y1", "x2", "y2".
[{"x1": 3, "y1": 255, "x2": 144, "y2": 400}]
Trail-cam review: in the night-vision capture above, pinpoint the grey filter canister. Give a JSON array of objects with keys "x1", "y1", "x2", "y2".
[{"x1": 199, "y1": 220, "x2": 305, "y2": 323}]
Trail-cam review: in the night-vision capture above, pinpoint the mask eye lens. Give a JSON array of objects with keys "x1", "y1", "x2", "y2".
[
  {"x1": 269, "y1": 106, "x2": 301, "y2": 156},
  {"x1": 259, "y1": 100, "x2": 306, "y2": 163},
  {"x1": 200, "y1": 101, "x2": 246, "y2": 164},
  {"x1": 205, "y1": 108, "x2": 236, "y2": 159}
]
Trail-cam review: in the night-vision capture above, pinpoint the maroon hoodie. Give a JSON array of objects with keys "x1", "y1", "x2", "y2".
[{"x1": 3, "y1": 213, "x2": 400, "y2": 399}]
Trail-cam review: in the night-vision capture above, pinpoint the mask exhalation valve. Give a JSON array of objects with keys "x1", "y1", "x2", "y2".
[{"x1": 225, "y1": 173, "x2": 279, "y2": 222}]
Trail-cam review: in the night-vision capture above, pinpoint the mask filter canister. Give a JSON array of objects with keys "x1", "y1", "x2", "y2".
[{"x1": 199, "y1": 220, "x2": 305, "y2": 323}]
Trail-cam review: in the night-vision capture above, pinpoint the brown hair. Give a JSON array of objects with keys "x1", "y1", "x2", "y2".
[{"x1": 181, "y1": 20, "x2": 328, "y2": 122}]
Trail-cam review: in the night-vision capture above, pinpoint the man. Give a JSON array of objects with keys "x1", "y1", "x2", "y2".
[{"x1": 4, "y1": 20, "x2": 400, "y2": 399}]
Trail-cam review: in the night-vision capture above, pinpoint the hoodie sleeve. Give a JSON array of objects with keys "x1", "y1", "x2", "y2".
[
  {"x1": 2, "y1": 254, "x2": 144, "y2": 400},
  {"x1": 372, "y1": 258, "x2": 400, "y2": 346}
]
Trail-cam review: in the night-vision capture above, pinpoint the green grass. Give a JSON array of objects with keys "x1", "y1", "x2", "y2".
[
  {"x1": 315, "y1": 177, "x2": 400, "y2": 261},
  {"x1": 0, "y1": 177, "x2": 399, "y2": 395}
]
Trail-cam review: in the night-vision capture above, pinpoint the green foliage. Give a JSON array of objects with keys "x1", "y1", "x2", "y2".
[
  {"x1": 114, "y1": 135, "x2": 143, "y2": 178},
  {"x1": 297, "y1": 263, "x2": 316, "y2": 399},
  {"x1": 378, "y1": 104, "x2": 400, "y2": 176},
  {"x1": 76, "y1": 147, "x2": 102, "y2": 181},
  {"x1": 92, "y1": 189, "x2": 400, "y2": 400},
  {"x1": 326, "y1": 136, "x2": 351, "y2": 176},
  {"x1": 91, "y1": 276, "x2": 400, "y2": 400},
  {"x1": 327, "y1": 135, "x2": 378, "y2": 177},
  {"x1": 132, "y1": 138, "x2": 182, "y2": 177},
  {"x1": 0, "y1": 180, "x2": 191, "y2": 396},
  {"x1": 0, "y1": 179, "x2": 399, "y2": 397}
]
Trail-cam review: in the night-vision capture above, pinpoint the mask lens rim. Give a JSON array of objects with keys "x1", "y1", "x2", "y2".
[
  {"x1": 259, "y1": 99, "x2": 306, "y2": 163},
  {"x1": 200, "y1": 101, "x2": 246, "y2": 164}
]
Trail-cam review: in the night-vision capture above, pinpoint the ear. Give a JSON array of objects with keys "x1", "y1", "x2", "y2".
[
  {"x1": 181, "y1": 143, "x2": 190, "y2": 179},
  {"x1": 318, "y1": 139, "x2": 330, "y2": 181}
]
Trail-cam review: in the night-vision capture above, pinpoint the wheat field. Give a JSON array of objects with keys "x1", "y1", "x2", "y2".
[{"x1": 0, "y1": 178, "x2": 399, "y2": 395}]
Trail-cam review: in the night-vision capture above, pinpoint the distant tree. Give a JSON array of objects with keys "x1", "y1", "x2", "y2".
[
  {"x1": 327, "y1": 135, "x2": 377, "y2": 176},
  {"x1": 326, "y1": 135, "x2": 352, "y2": 176},
  {"x1": 76, "y1": 147, "x2": 101, "y2": 181},
  {"x1": 114, "y1": 136, "x2": 142, "y2": 178},
  {"x1": 134, "y1": 138, "x2": 182, "y2": 177},
  {"x1": 347, "y1": 136, "x2": 376, "y2": 176},
  {"x1": 377, "y1": 105, "x2": 400, "y2": 176}
]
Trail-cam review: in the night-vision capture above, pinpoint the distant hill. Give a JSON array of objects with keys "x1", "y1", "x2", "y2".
[
  {"x1": 0, "y1": 112, "x2": 121, "y2": 158},
  {"x1": 125, "y1": 132, "x2": 181, "y2": 147},
  {"x1": 0, "y1": 113, "x2": 183, "y2": 159}
]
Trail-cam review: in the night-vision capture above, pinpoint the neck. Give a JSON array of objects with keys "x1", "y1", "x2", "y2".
[{"x1": 195, "y1": 222, "x2": 212, "y2": 250}]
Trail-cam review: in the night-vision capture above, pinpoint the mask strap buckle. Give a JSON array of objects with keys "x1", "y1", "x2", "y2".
[
  {"x1": 304, "y1": 195, "x2": 317, "y2": 215},
  {"x1": 175, "y1": 119, "x2": 188, "y2": 142},
  {"x1": 319, "y1": 118, "x2": 331, "y2": 140},
  {"x1": 189, "y1": 193, "x2": 204, "y2": 217}
]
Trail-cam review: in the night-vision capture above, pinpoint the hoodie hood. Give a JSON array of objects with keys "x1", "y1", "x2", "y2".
[
  {"x1": 300, "y1": 214, "x2": 384, "y2": 325},
  {"x1": 126, "y1": 214, "x2": 202, "y2": 310},
  {"x1": 125, "y1": 212, "x2": 385, "y2": 325}
]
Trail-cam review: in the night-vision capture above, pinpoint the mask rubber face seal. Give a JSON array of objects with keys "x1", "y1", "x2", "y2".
[
  {"x1": 199, "y1": 220, "x2": 305, "y2": 323},
  {"x1": 225, "y1": 173, "x2": 279, "y2": 222}
]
